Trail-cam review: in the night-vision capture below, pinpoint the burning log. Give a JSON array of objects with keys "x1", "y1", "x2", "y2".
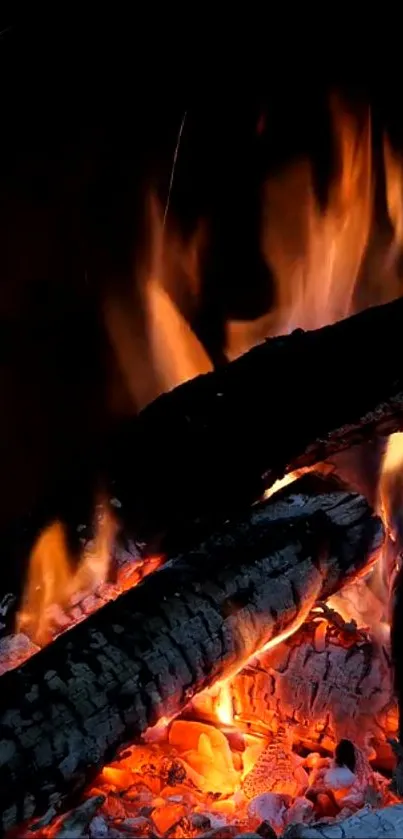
[
  {"x1": 231, "y1": 615, "x2": 397, "y2": 770},
  {"x1": 0, "y1": 474, "x2": 382, "y2": 832},
  {"x1": 106, "y1": 296, "x2": 403, "y2": 547},
  {"x1": 282, "y1": 803, "x2": 403, "y2": 839}
]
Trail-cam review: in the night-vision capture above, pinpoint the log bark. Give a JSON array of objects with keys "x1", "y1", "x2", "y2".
[
  {"x1": 105, "y1": 296, "x2": 403, "y2": 548},
  {"x1": 230, "y1": 616, "x2": 397, "y2": 771},
  {"x1": 0, "y1": 475, "x2": 382, "y2": 832},
  {"x1": 282, "y1": 804, "x2": 403, "y2": 838}
]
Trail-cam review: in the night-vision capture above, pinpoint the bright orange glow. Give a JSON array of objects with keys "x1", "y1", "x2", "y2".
[
  {"x1": 214, "y1": 681, "x2": 234, "y2": 726},
  {"x1": 15, "y1": 506, "x2": 164, "y2": 650},
  {"x1": 264, "y1": 472, "x2": 299, "y2": 500},
  {"x1": 263, "y1": 99, "x2": 371, "y2": 334},
  {"x1": 379, "y1": 432, "x2": 403, "y2": 539},
  {"x1": 226, "y1": 98, "x2": 375, "y2": 359},
  {"x1": 16, "y1": 502, "x2": 117, "y2": 646},
  {"x1": 104, "y1": 195, "x2": 212, "y2": 413},
  {"x1": 384, "y1": 135, "x2": 403, "y2": 256}
]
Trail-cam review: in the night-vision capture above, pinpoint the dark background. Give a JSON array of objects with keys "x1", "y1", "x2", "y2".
[{"x1": 0, "y1": 9, "x2": 402, "y2": 595}]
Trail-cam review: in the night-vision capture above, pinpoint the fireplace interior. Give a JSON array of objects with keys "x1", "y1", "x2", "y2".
[{"x1": 3, "y1": 16, "x2": 403, "y2": 838}]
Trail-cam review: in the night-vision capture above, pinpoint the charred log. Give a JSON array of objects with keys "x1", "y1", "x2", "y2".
[
  {"x1": 230, "y1": 616, "x2": 397, "y2": 771},
  {"x1": 282, "y1": 804, "x2": 403, "y2": 838},
  {"x1": 105, "y1": 296, "x2": 403, "y2": 548},
  {"x1": 0, "y1": 475, "x2": 382, "y2": 832}
]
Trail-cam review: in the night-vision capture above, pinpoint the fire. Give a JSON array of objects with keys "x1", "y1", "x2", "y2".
[
  {"x1": 16, "y1": 196, "x2": 212, "y2": 649},
  {"x1": 226, "y1": 98, "x2": 373, "y2": 359},
  {"x1": 16, "y1": 502, "x2": 117, "y2": 646},
  {"x1": 228, "y1": 97, "x2": 403, "y2": 634},
  {"x1": 19, "y1": 97, "x2": 403, "y2": 656},
  {"x1": 10, "y1": 95, "x2": 403, "y2": 836},
  {"x1": 262, "y1": 98, "x2": 372, "y2": 335},
  {"x1": 214, "y1": 681, "x2": 234, "y2": 727},
  {"x1": 103, "y1": 195, "x2": 212, "y2": 413}
]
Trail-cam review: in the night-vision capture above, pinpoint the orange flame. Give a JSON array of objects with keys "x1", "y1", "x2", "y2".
[
  {"x1": 16, "y1": 97, "x2": 403, "y2": 692},
  {"x1": 227, "y1": 97, "x2": 403, "y2": 621},
  {"x1": 262, "y1": 98, "x2": 372, "y2": 335},
  {"x1": 214, "y1": 682, "x2": 234, "y2": 727},
  {"x1": 227, "y1": 98, "x2": 374, "y2": 360},
  {"x1": 104, "y1": 196, "x2": 212, "y2": 413},
  {"x1": 16, "y1": 502, "x2": 117, "y2": 646},
  {"x1": 17, "y1": 198, "x2": 214, "y2": 649},
  {"x1": 378, "y1": 139, "x2": 403, "y2": 556}
]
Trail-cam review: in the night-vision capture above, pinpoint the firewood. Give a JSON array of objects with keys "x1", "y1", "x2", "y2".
[
  {"x1": 282, "y1": 803, "x2": 403, "y2": 838},
  {"x1": 0, "y1": 474, "x2": 382, "y2": 832},
  {"x1": 104, "y1": 296, "x2": 403, "y2": 548},
  {"x1": 231, "y1": 616, "x2": 397, "y2": 771}
]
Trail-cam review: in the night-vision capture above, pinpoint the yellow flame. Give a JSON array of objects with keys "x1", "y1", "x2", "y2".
[
  {"x1": 214, "y1": 681, "x2": 234, "y2": 726},
  {"x1": 104, "y1": 196, "x2": 212, "y2": 412},
  {"x1": 227, "y1": 97, "x2": 373, "y2": 359},
  {"x1": 379, "y1": 139, "x2": 403, "y2": 552},
  {"x1": 16, "y1": 502, "x2": 116, "y2": 646}
]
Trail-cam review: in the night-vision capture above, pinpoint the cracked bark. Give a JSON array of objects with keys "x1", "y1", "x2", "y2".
[
  {"x1": 283, "y1": 803, "x2": 403, "y2": 838},
  {"x1": 0, "y1": 474, "x2": 383, "y2": 832},
  {"x1": 105, "y1": 295, "x2": 403, "y2": 548},
  {"x1": 231, "y1": 618, "x2": 397, "y2": 770}
]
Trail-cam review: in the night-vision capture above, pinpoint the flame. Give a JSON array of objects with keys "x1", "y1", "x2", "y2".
[
  {"x1": 13, "y1": 97, "x2": 403, "y2": 836},
  {"x1": 214, "y1": 682, "x2": 234, "y2": 726},
  {"x1": 16, "y1": 502, "x2": 117, "y2": 646},
  {"x1": 227, "y1": 98, "x2": 403, "y2": 627},
  {"x1": 263, "y1": 99, "x2": 372, "y2": 335},
  {"x1": 378, "y1": 140, "x2": 403, "y2": 558},
  {"x1": 17, "y1": 197, "x2": 213, "y2": 650},
  {"x1": 104, "y1": 196, "x2": 212, "y2": 413},
  {"x1": 384, "y1": 135, "x2": 403, "y2": 258},
  {"x1": 226, "y1": 97, "x2": 374, "y2": 359},
  {"x1": 376, "y1": 143, "x2": 403, "y2": 605}
]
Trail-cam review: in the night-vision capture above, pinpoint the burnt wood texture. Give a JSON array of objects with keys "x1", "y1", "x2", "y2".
[
  {"x1": 106, "y1": 296, "x2": 403, "y2": 549},
  {"x1": 0, "y1": 475, "x2": 382, "y2": 832}
]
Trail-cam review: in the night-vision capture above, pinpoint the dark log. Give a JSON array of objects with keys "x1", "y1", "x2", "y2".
[
  {"x1": 0, "y1": 474, "x2": 382, "y2": 832},
  {"x1": 104, "y1": 296, "x2": 403, "y2": 548}
]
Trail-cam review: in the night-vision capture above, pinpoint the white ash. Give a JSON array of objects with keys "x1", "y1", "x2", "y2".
[
  {"x1": 248, "y1": 793, "x2": 289, "y2": 834},
  {"x1": 285, "y1": 798, "x2": 315, "y2": 827},
  {"x1": 88, "y1": 814, "x2": 109, "y2": 837},
  {"x1": 282, "y1": 803, "x2": 403, "y2": 838},
  {"x1": 0, "y1": 632, "x2": 39, "y2": 673},
  {"x1": 323, "y1": 765, "x2": 356, "y2": 790}
]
